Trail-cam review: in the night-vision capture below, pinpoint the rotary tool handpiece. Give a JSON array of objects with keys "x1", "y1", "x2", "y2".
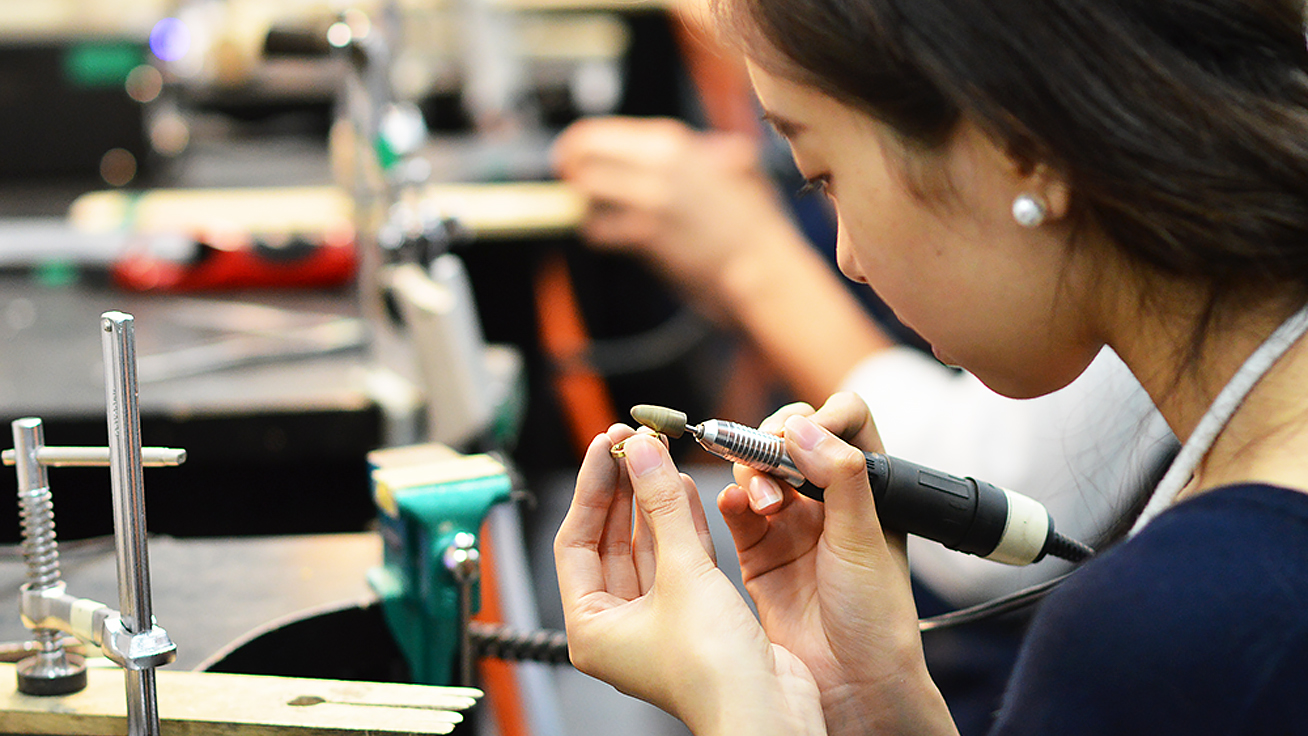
[{"x1": 628, "y1": 404, "x2": 1090, "y2": 566}]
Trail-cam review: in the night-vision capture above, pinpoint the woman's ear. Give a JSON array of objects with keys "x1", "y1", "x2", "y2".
[
  {"x1": 967, "y1": 121, "x2": 1073, "y2": 223},
  {"x1": 1027, "y1": 163, "x2": 1071, "y2": 221}
]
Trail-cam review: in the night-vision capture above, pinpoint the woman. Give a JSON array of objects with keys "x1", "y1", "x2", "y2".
[
  {"x1": 551, "y1": 115, "x2": 1173, "y2": 609},
  {"x1": 553, "y1": 1, "x2": 1308, "y2": 734},
  {"x1": 552, "y1": 114, "x2": 1174, "y2": 736}
]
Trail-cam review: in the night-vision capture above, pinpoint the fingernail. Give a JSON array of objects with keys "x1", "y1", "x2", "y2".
[
  {"x1": 624, "y1": 435, "x2": 664, "y2": 477},
  {"x1": 749, "y1": 476, "x2": 783, "y2": 512},
  {"x1": 784, "y1": 414, "x2": 824, "y2": 451}
]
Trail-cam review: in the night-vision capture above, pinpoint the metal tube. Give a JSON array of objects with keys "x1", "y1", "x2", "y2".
[
  {"x1": 3, "y1": 446, "x2": 187, "y2": 467},
  {"x1": 100, "y1": 311, "x2": 160, "y2": 736},
  {"x1": 11, "y1": 419, "x2": 49, "y2": 499}
]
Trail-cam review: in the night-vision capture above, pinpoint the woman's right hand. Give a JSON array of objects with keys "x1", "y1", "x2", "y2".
[
  {"x1": 551, "y1": 116, "x2": 797, "y2": 302},
  {"x1": 551, "y1": 116, "x2": 893, "y2": 406},
  {"x1": 720, "y1": 393, "x2": 958, "y2": 736}
]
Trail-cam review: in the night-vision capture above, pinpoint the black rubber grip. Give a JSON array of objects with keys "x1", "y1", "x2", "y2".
[{"x1": 864, "y1": 453, "x2": 1011, "y2": 558}]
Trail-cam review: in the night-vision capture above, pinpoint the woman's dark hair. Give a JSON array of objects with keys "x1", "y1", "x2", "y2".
[{"x1": 715, "y1": 0, "x2": 1308, "y2": 327}]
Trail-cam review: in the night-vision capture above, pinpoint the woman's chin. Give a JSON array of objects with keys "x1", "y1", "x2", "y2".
[{"x1": 930, "y1": 344, "x2": 962, "y2": 369}]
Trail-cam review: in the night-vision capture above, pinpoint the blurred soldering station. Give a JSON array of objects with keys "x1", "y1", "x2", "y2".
[{"x1": 0, "y1": 1, "x2": 768, "y2": 734}]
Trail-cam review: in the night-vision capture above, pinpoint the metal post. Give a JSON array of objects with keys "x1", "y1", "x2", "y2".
[
  {"x1": 442, "y1": 531, "x2": 480, "y2": 687},
  {"x1": 100, "y1": 311, "x2": 160, "y2": 736}
]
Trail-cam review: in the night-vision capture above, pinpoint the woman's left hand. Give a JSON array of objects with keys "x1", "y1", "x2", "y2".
[{"x1": 554, "y1": 425, "x2": 826, "y2": 736}]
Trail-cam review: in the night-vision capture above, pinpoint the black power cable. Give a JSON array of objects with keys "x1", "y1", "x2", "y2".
[
  {"x1": 468, "y1": 566, "x2": 1083, "y2": 667},
  {"x1": 469, "y1": 621, "x2": 570, "y2": 664}
]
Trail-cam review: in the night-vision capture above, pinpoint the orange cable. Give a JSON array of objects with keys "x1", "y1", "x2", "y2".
[
  {"x1": 534, "y1": 250, "x2": 621, "y2": 459},
  {"x1": 669, "y1": 7, "x2": 761, "y2": 137},
  {"x1": 473, "y1": 522, "x2": 532, "y2": 736}
]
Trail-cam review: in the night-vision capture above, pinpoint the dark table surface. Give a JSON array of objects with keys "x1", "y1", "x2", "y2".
[{"x1": 0, "y1": 532, "x2": 382, "y2": 671}]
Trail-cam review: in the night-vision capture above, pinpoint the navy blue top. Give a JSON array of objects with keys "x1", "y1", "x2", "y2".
[{"x1": 991, "y1": 484, "x2": 1308, "y2": 735}]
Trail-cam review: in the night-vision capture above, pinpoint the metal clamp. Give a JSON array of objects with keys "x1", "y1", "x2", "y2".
[
  {"x1": 366, "y1": 446, "x2": 512, "y2": 686},
  {"x1": 99, "y1": 616, "x2": 177, "y2": 672},
  {"x1": 4, "y1": 311, "x2": 185, "y2": 736}
]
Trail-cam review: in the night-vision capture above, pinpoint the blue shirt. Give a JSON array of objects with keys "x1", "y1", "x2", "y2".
[{"x1": 992, "y1": 484, "x2": 1308, "y2": 735}]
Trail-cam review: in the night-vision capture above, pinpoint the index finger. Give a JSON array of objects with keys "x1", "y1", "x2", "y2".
[
  {"x1": 555, "y1": 432, "x2": 630, "y2": 608},
  {"x1": 553, "y1": 117, "x2": 678, "y2": 175},
  {"x1": 730, "y1": 402, "x2": 815, "y2": 515},
  {"x1": 622, "y1": 435, "x2": 717, "y2": 575},
  {"x1": 758, "y1": 401, "x2": 816, "y2": 436}
]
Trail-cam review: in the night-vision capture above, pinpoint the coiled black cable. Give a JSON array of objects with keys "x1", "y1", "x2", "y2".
[
  {"x1": 1044, "y1": 531, "x2": 1095, "y2": 563},
  {"x1": 467, "y1": 565, "x2": 1083, "y2": 666},
  {"x1": 469, "y1": 621, "x2": 571, "y2": 664}
]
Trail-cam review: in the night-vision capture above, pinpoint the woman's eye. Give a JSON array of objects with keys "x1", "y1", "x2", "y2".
[{"x1": 797, "y1": 175, "x2": 831, "y2": 198}]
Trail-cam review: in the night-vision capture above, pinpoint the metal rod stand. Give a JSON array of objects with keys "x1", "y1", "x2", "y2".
[{"x1": 101, "y1": 311, "x2": 164, "y2": 736}]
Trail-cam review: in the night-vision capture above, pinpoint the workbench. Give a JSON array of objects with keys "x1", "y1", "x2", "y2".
[
  {"x1": 0, "y1": 463, "x2": 743, "y2": 736},
  {"x1": 0, "y1": 533, "x2": 381, "y2": 672},
  {"x1": 0, "y1": 532, "x2": 490, "y2": 735}
]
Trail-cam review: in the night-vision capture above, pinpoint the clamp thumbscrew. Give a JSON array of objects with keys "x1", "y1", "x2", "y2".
[{"x1": 11, "y1": 418, "x2": 87, "y2": 696}]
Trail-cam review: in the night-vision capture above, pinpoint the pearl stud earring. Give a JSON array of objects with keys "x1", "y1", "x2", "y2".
[{"x1": 1012, "y1": 194, "x2": 1047, "y2": 228}]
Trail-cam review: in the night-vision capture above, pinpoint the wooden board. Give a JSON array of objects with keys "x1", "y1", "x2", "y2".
[
  {"x1": 0, "y1": 662, "x2": 480, "y2": 736},
  {"x1": 67, "y1": 182, "x2": 585, "y2": 242}
]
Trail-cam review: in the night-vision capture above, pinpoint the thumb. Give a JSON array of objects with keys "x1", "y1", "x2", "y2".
[
  {"x1": 622, "y1": 435, "x2": 714, "y2": 571},
  {"x1": 782, "y1": 414, "x2": 889, "y2": 562}
]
